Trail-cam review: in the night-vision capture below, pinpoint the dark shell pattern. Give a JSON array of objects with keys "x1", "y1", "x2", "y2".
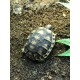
[{"x1": 24, "y1": 27, "x2": 55, "y2": 61}]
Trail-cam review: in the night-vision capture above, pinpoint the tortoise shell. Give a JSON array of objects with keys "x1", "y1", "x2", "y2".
[{"x1": 23, "y1": 26, "x2": 55, "y2": 61}]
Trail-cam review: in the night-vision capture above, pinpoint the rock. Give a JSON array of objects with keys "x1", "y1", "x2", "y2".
[
  {"x1": 48, "y1": 75, "x2": 52, "y2": 80},
  {"x1": 12, "y1": 3, "x2": 23, "y2": 14},
  {"x1": 10, "y1": 0, "x2": 30, "y2": 14}
]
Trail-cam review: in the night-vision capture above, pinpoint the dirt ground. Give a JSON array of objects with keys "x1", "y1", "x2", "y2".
[{"x1": 10, "y1": 3, "x2": 70, "y2": 80}]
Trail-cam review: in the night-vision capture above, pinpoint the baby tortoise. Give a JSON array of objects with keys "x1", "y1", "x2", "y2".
[{"x1": 22, "y1": 24, "x2": 56, "y2": 61}]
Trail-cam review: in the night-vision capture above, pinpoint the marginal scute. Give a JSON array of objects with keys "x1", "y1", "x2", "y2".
[
  {"x1": 39, "y1": 27, "x2": 44, "y2": 29},
  {"x1": 31, "y1": 30, "x2": 36, "y2": 33},
  {"x1": 43, "y1": 43, "x2": 48, "y2": 48},
  {"x1": 37, "y1": 30, "x2": 44, "y2": 35},
  {"x1": 46, "y1": 36, "x2": 51, "y2": 41}
]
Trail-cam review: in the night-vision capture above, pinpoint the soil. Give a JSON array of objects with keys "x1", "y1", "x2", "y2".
[{"x1": 10, "y1": 3, "x2": 70, "y2": 80}]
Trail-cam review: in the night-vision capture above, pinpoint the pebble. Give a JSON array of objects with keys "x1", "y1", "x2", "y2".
[
  {"x1": 63, "y1": 13, "x2": 66, "y2": 17},
  {"x1": 48, "y1": 75, "x2": 52, "y2": 80},
  {"x1": 13, "y1": 4, "x2": 23, "y2": 14}
]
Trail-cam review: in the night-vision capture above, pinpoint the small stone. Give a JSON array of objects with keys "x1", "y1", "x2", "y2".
[
  {"x1": 41, "y1": 77, "x2": 45, "y2": 80},
  {"x1": 32, "y1": 70, "x2": 37, "y2": 76},
  {"x1": 13, "y1": 4, "x2": 23, "y2": 14},
  {"x1": 15, "y1": 77, "x2": 18, "y2": 80},
  {"x1": 48, "y1": 75, "x2": 52, "y2": 80},
  {"x1": 63, "y1": 13, "x2": 66, "y2": 17}
]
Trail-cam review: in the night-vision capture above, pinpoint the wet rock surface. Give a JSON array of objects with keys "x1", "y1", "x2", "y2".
[{"x1": 10, "y1": 3, "x2": 70, "y2": 80}]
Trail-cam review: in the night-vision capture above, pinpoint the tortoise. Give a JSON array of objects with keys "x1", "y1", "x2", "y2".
[{"x1": 22, "y1": 24, "x2": 56, "y2": 61}]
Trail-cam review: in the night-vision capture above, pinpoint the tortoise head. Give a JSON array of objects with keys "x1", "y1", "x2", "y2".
[{"x1": 45, "y1": 24, "x2": 52, "y2": 30}]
